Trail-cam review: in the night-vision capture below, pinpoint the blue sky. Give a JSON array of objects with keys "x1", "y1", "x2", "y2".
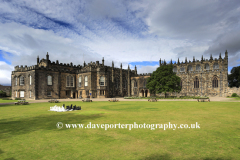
[{"x1": 0, "y1": 0, "x2": 240, "y2": 86}]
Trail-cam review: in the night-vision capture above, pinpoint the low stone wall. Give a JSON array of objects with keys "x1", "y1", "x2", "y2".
[{"x1": 227, "y1": 87, "x2": 240, "y2": 97}]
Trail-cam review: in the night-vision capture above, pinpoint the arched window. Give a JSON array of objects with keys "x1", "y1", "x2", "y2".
[
  {"x1": 212, "y1": 76, "x2": 218, "y2": 88},
  {"x1": 134, "y1": 80, "x2": 138, "y2": 88},
  {"x1": 194, "y1": 77, "x2": 199, "y2": 88},
  {"x1": 180, "y1": 67, "x2": 185, "y2": 72},
  {"x1": 100, "y1": 76, "x2": 104, "y2": 86},
  {"x1": 20, "y1": 76, "x2": 24, "y2": 85},
  {"x1": 205, "y1": 63, "x2": 210, "y2": 70},
  {"x1": 66, "y1": 76, "x2": 74, "y2": 87},
  {"x1": 47, "y1": 75, "x2": 52, "y2": 85},
  {"x1": 213, "y1": 63, "x2": 219, "y2": 69},
  {"x1": 85, "y1": 76, "x2": 88, "y2": 86},
  {"x1": 143, "y1": 80, "x2": 146, "y2": 87},
  {"x1": 187, "y1": 65, "x2": 193, "y2": 71},
  {"x1": 196, "y1": 65, "x2": 201, "y2": 71},
  {"x1": 79, "y1": 77, "x2": 82, "y2": 87},
  {"x1": 173, "y1": 67, "x2": 177, "y2": 73},
  {"x1": 29, "y1": 75, "x2": 32, "y2": 85}
]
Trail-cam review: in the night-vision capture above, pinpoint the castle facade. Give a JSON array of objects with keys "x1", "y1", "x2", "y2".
[{"x1": 11, "y1": 51, "x2": 229, "y2": 99}]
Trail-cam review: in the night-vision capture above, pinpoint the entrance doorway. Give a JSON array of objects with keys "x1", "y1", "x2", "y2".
[{"x1": 145, "y1": 90, "x2": 148, "y2": 97}]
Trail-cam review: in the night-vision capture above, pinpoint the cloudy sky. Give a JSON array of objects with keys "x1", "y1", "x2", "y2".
[{"x1": 0, "y1": 0, "x2": 240, "y2": 86}]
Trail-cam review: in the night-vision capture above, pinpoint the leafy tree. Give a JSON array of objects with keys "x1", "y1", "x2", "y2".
[
  {"x1": 228, "y1": 66, "x2": 240, "y2": 88},
  {"x1": 146, "y1": 64, "x2": 181, "y2": 98}
]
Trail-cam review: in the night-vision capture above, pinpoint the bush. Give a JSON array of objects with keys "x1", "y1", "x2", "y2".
[
  {"x1": 231, "y1": 93, "x2": 239, "y2": 97},
  {"x1": 15, "y1": 98, "x2": 25, "y2": 100},
  {"x1": 2, "y1": 98, "x2": 12, "y2": 100}
]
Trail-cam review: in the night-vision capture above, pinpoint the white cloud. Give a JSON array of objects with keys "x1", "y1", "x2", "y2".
[{"x1": 0, "y1": 61, "x2": 14, "y2": 86}]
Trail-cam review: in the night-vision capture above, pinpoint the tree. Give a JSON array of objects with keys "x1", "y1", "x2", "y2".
[
  {"x1": 228, "y1": 66, "x2": 240, "y2": 88},
  {"x1": 146, "y1": 65, "x2": 181, "y2": 98}
]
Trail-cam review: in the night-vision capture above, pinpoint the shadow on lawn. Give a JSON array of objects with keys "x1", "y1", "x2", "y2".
[
  {"x1": 141, "y1": 153, "x2": 233, "y2": 160},
  {"x1": 0, "y1": 113, "x2": 103, "y2": 139}
]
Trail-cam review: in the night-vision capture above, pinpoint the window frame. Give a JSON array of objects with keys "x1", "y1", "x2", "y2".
[
  {"x1": 85, "y1": 76, "x2": 88, "y2": 86},
  {"x1": 20, "y1": 91, "x2": 24, "y2": 98},
  {"x1": 47, "y1": 75, "x2": 52, "y2": 86},
  {"x1": 100, "y1": 76, "x2": 104, "y2": 86},
  {"x1": 20, "y1": 76, "x2": 24, "y2": 85},
  {"x1": 194, "y1": 77, "x2": 199, "y2": 88},
  {"x1": 47, "y1": 91, "x2": 52, "y2": 96}
]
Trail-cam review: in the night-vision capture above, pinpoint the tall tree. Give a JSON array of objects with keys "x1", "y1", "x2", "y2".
[
  {"x1": 146, "y1": 65, "x2": 181, "y2": 98},
  {"x1": 228, "y1": 66, "x2": 240, "y2": 88}
]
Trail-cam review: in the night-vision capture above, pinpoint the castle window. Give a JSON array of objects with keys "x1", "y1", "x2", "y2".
[
  {"x1": 205, "y1": 63, "x2": 210, "y2": 70},
  {"x1": 213, "y1": 63, "x2": 219, "y2": 69},
  {"x1": 80, "y1": 91, "x2": 82, "y2": 96},
  {"x1": 29, "y1": 91, "x2": 31, "y2": 98},
  {"x1": 29, "y1": 75, "x2": 32, "y2": 85},
  {"x1": 86, "y1": 90, "x2": 89, "y2": 96},
  {"x1": 134, "y1": 80, "x2": 138, "y2": 88},
  {"x1": 196, "y1": 65, "x2": 201, "y2": 71},
  {"x1": 194, "y1": 77, "x2": 199, "y2": 88},
  {"x1": 66, "y1": 76, "x2": 74, "y2": 87},
  {"x1": 20, "y1": 76, "x2": 24, "y2": 85},
  {"x1": 212, "y1": 76, "x2": 218, "y2": 88},
  {"x1": 187, "y1": 65, "x2": 193, "y2": 71},
  {"x1": 47, "y1": 91, "x2": 52, "y2": 96},
  {"x1": 47, "y1": 75, "x2": 52, "y2": 85},
  {"x1": 79, "y1": 77, "x2": 82, "y2": 87},
  {"x1": 100, "y1": 76, "x2": 104, "y2": 86},
  {"x1": 15, "y1": 77, "x2": 17, "y2": 86},
  {"x1": 15, "y1": 91, "x2": 17, "y2": 97},
  {"x1": 173, "y1": 67, "x2": 177, "y2": 73},
  {"x1": 20, "y1": 91, "x2": 24, "y2": 98},
  {"x1": 180, "y1": 67, "x2": 185, "y2": 72},
  {"x1": 143, "y1": 80, "x2": 146, "y2": 87},
  {"x1": 134, "y1": 91, "x2": 137, "y2": 95},
  {"x1": 85, "y1": 76, "x2": 88, "y2": 86}
]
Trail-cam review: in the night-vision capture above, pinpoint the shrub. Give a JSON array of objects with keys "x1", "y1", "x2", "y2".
[{"x1": 231, "y1": 93, "x2": 239, "y2": 97}]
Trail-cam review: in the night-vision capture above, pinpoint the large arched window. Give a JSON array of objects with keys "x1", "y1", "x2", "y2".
[
  {"x1": 213, "y1": 63, "x2": 219, "y2": 69},
  {"x1": 187, "y1": 65, "x2": 193, "y2": 71},
  {"x1": 134, "y1": 80, "x2": 138, "y2": 88},
  {"x1": 212, "y1": 76, "x2": 218, "y2": 88},
  {"x1": 143, "y1": 80, "x2": 146, "y2": 87},
  {"x1": 79, "y1": 77, "x2": 82, "y2": 87},
  {"x1": 20, "y1": 76, "x2": 24, "y2": 85},
  {"x1": 66, "y1": 76, "x2": 74, "y2": 87},
  {"x1": 196, "y1": 65, "x2": 201, "y2": 71},
  {"x1": 85, "y1": 76, "x2": 88, "y2": 86},
  {"x1": 180, "y1": 67, "x2": 185, "y2": 72},
  {"x1": 205, "y1": 63, "x2": 210, "y2": 70},
  {"x1": 194, "y1": 77, "x2": 199, "y2": 88},
  {"x1": 100, "y1": 76, "x2": 104, "y2": 86},
  {"x1": 47, "y1": 75, "x2": 52, "y2": 85},
  {"x1": 173, "y1": 67, "x2": 177, "y2": 73}
]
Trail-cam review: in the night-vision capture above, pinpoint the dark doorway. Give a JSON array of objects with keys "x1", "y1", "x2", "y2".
[
  {"x1": 145, "y1": 90, "x2": 148, "y2": 97},
  {"x1": 73, "y1": 92, "x2": 75, "y2": 98},
  {"x1": 141, "y1": 90, "x2": 144, "y2": 97}
]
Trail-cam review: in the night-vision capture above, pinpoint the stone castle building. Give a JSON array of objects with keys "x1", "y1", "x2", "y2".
[{"x1": 11, "y1": 51, "x2": 229, "y2": 99}]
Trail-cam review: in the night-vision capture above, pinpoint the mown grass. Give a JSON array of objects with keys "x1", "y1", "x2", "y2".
[{"x1": 0, "y1": 101, "x2": 240, "y2": 160}]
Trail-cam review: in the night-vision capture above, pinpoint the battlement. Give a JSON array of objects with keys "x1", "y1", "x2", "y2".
[{"x1": 160, "y1": 51, "x2": 228, "y2": 66}]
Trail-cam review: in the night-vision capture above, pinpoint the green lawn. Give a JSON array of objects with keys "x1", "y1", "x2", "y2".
[
  {"x1": 0, "y1": 98, "x2": 18, "y2": 103},
  {"x1": 0, "y1": 101, "x2": 240, "y2": 160}
]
